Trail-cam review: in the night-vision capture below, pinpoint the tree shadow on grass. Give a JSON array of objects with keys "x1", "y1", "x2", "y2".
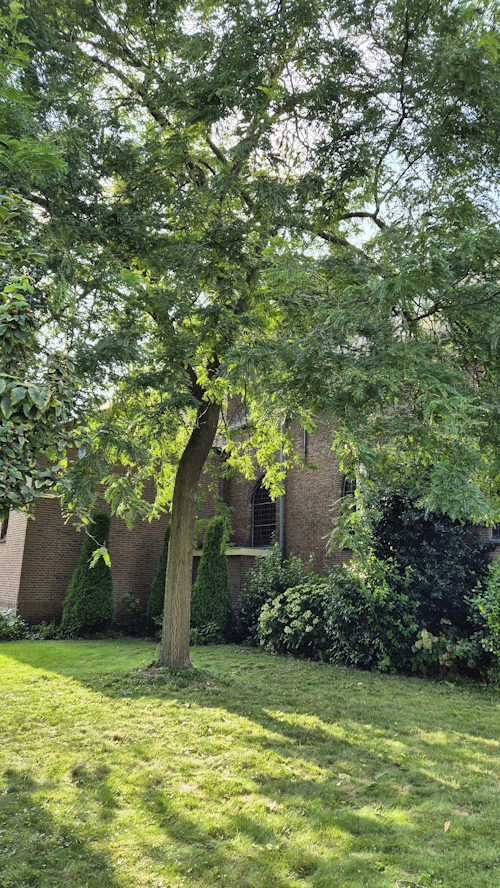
[
  {"x1": 2, "y1": 643, "x2": 499, "y2": 886},
  {"x1": 0, "y1": 767, "x2": 121, "y2": 888}
]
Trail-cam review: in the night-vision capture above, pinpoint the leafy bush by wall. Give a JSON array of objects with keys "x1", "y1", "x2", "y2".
[
  {"x1": 371, "y1": 490, "x2": 492, "y2": 634},
  {"x1": 146, "y1": 524, "x2": 170, "y2": 627},
  {"x1": 236, "y1": 544, "x2": 310, "y2": 644},
  {"x1": 190, "y1": 517, "x2": 231, "y2": 638},
  {"x1": 61, "y1": 511, "x2": 114, "y2": 634},
  {"x1": 0, "y1": 610, "x2": 29, "y2": 640},
  {"x1": 258, "y1": 577, "x2": 330, "y2": 659},
  {"x1": 258, "y1": 556, "x2": 416, "y2": 672},
  {"x1": 324, "y1": 558, "x2": 417, "y2": 673},
  {"x1": 452, "y1": 557, "x2": 500, "y2": 680}
]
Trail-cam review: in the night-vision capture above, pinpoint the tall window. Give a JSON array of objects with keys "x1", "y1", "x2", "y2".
[
  {"x1": 252, "y1": 481, "x2": 276, "y2": 547},
  {"x1": 492, "y1": 526, "x2": 500, "y2": 543},
  {"x1": 342, "y1": 476, "x2": 356, "y2": 499}
]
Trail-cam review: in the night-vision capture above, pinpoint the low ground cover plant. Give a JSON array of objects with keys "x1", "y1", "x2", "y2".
[{"x1": 0, "y1": 640, "x2": 499, "y2": 888}]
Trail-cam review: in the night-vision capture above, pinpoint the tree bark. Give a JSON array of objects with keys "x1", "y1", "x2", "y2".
[{"x1": 158, "y1": 397, "x2": 220, "y2": 669}]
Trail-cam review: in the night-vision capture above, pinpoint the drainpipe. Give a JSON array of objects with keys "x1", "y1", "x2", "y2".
[{"x1": 279, "y1": 420, "x2": 285, "y2": 557}]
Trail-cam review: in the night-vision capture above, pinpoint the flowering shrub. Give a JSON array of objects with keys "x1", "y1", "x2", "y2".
[{"x1": 411, "y1": 625, "x2": 456, "y2": 677}]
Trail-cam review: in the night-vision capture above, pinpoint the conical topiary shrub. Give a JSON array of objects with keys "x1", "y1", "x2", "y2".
[
  {"x1": 191, "y1": 516, "x2": 231, "y2": 638},
  {"x1": 146, "y1": 523, "x2": 170, "y2": 628},
  {"x1": 61, "y1": 511, "x2": 114, "y2": 634}
]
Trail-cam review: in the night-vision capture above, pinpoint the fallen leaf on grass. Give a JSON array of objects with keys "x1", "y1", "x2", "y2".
[{"x1": 444, "y1": 821, "x2": 451, "y2": 832}]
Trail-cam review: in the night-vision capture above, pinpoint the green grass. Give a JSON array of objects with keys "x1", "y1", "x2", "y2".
[{"x1": 1, "y1": 642, "x2": 499, "y2": 888}]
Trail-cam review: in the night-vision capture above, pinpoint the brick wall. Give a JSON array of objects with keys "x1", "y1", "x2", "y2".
[
  {"x1": 220, "y1": 417, "x2": 350, "y2": 575},
  {"x1": 283, "y1": 420, "x2": 350, "y2": 572},
  {"x1": 15, "y1": 488, "x2": 169, "y2": 624},
  {"x1": 0, "y1": 510, "x2": 28, "y2": 612}
]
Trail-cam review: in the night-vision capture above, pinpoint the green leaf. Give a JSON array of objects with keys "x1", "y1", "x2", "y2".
[
  {"x1": 10, "y1": 386, "x2": 26, "y2": 406},
  {"x1": 1, "y1": 396, "x2": 12, "y2": 419}
]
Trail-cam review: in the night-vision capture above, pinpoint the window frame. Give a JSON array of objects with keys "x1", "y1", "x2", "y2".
[{"x1": 252, "y1": 480, "x2": 276, "y2": 548}]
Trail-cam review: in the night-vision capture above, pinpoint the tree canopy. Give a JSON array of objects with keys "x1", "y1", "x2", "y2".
[{"x1": 3, "y1": 0, "x2": 500, "y2": 666}]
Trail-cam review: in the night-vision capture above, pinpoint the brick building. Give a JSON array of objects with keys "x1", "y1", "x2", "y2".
[
  {"x1": 0, "y1": 417, "x2": 354, "y2": 623},
  {"x1": 3, "y1": 416, "x2": 496, "y2": 624}
]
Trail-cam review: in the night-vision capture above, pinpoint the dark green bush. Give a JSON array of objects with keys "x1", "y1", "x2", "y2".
[
  {"x1": 191, "y1": 517, "x2": 231, "y2": 637},
  {"x1": 146, "y1": 523, "x2": 170, "y2": 628},
  {"x1": 324, "y1": 559, "x2": 417, "y2": 672},
  {"x1": 119, "y1": 592, "x2": 148, "y2": 636},
  {"x1": 257, "y1": 556, "x2": 416, "y2": 672},
  {"x1": 258, "y1": 577, "x2": 330, "y2": 659},
  {"x1": 372, "y1": 490, "x2": 492, "y2": 634},
  {"x1": 236, "y1": 544, "x2": 310, "y2": 643},
  {"x1": 61, "y1": 511, "x2": 114, "y2": 634}
]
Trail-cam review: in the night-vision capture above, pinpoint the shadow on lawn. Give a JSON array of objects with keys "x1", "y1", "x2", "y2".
[
  {"x1": 0, "y1": 768, "x2": 120, "y2": 888},
  {"x1": 2, "y1": 644, "x2": 496, "y2": 886}
]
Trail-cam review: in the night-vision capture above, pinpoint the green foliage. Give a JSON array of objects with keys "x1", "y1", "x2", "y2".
[
  {"x1": 257, "y1": 554, "x2": 416, "y2": 672},
  {"x1": 0, "y1": 200, "x2": 84, "y2": 517},
  {"x1": 324, "y1": 559, "x2": 417, "y2": 673},
  {"x1": 236, "y1": 544, "x2": 310, "y2": 644},
  {"x1": 119, "y1": 592, "x2": 148, "y2": 637},
  {"x1": 190, "y1": 517, "x2": 231, "y2": 638},
  {"x1": 0, "y1": 609, "x2": 29, "y2": 640},
  {"x1": 258, "y1": 577, "x2": 330, "y2": 660},
  {"x1": 189, "y1": 622, "x2": 225, "y2": 646},
  {"x1": 371, "y1": 490, "x2": 492, "y2": 634},
  {"x1": 8, "y1": 0, "x2": 500, "y2": 665},
  {"x1": 410, "y1": 625, "x2": 457, "y2": 678},
  {"x1": 61, "y1": 512, "x2": 114, "y2": 635},
  {"x1": 452, "y1": 558, "x2": 500, "y2": 680},
  {"x1": 146, "y1": 524, "x2": 170, "y2": 627}
]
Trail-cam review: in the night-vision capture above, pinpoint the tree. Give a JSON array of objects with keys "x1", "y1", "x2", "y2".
[
  {"x1": 0, "y1": 4, "x2": 82, "y2": 520},
  {"x1": 61, "y1": 510, "x2": 114, "y2": 634},
  {"x1": 191, "y1": 516, "x2": 231, "y2": 638},
  {"x1": 7, "y1": 0, "x2": 500, "y2": 669}
]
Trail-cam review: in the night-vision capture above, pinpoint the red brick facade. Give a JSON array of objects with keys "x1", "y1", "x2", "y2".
[{"x1": 2, "y1": 416, "x2": 497, "y2": 623}]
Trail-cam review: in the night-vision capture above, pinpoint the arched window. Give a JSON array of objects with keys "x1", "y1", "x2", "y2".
[
  {"x1": 252, "y1": 481, "x2": 276, "y2": 547},
  {"x1": 342, "y1": 476, "x2": 356, "y2": 499}
]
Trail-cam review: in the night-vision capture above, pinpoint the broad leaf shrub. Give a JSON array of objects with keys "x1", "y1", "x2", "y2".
[
  {"x1": 324, "y1": 558, "x2": 417, "y2": 672},
  {"x1": 191, "y1": 517, "x2": 231, "y2": 638},
  {"x1": 146, "y1": 523, "x2": 170, "y2": 629},
  {"x1": 190, "y1": 622, "x2": 225, "y2": 646},
  {"x1": 0, "y1": 609, "x2": 29, "y2": 640},
  {"x1": 258, "y1": 557, "x2": 416, "y2": 672},
  {"x1": 61, "y1": 511, "x2": 114, "y2": 635},
  {"x1": 119, "y1": 592, "x2": 148, "y2": 636},
  {"x1": 372, "y1": 490, "x2": 492, "y2": 634},
  {"x1": 258, "y1": 578, "x2": 330, "y2": 659},
  {"x1": 236, "y1": 544, "x2": 310, "y2": 644},
  {"x1": 452, "y1": 558, "x2": 500, "y2": 681},
  {"x1": 411, "y1": 624, "x2": 457, "y2": 677}
]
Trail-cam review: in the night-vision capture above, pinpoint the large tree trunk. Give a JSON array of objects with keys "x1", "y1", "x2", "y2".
[{"x1": 158, "y1": 397, "x2": 220, "y2": 669}]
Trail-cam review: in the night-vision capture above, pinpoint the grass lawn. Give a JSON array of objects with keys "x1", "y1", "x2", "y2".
[{"x1": 0, "y1": 642, "x2": 499, "y2": 888}]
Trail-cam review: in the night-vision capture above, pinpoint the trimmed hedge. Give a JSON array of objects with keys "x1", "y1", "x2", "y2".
[
  {"x1": 191, "y1": 517, "x2": 231, "y2": 638},
  {"x1": 61, "y1": 511, "x2": 114, "y2": 634}
]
